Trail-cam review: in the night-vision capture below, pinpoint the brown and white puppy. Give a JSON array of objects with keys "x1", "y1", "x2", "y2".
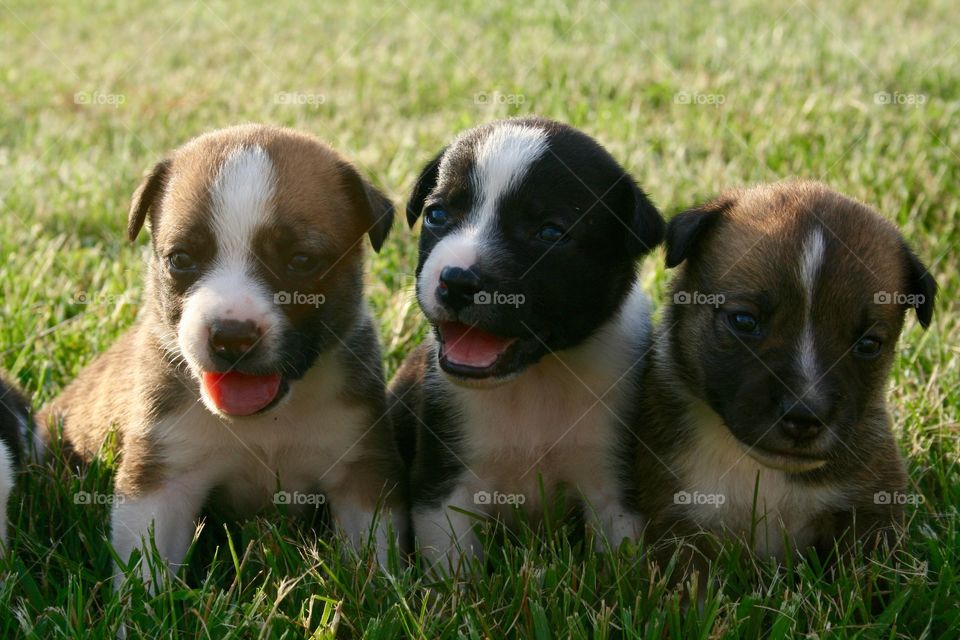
[
  {"x1": 0, "y1": 376, "x2": 29, "y2": 555},
  {"x1": 631, "y1": 181, "x2": 936, "y2": 569},
  {"x1": 41, "y1": 124, "x2": 404, "y2": 585},
  {"x1": 389, "y1": 118, "x2": 665, "y2": 575}
]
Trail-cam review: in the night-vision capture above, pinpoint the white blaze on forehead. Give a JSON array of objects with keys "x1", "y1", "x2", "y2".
[
  {"x1": 210, "y1": 145, "x2": 277, "y2": 264},
  {"x1": 798, "y1": 227, "x2": 826, "y2": 387},
  {"x1": 469, "y1": 123, "x2": 549, "y2": 229},
  {"x1": 177, "y1": 144, "x2": 286, "y2": 378}
]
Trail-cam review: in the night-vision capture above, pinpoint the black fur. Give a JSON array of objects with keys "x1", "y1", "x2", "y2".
[
  {"x1": 408, "y1": 117, "x2": 665, "y2": 374},
  {"x1": 0, "y1": 376, "x2": 28, "y2": 469},
  {"x1": 391, "y1": 118, "x2": 665, "y2": 560}
]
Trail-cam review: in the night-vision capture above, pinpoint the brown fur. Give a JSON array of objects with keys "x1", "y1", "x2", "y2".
[
  {"x1": 631, "y1": 181, "x2": 936, "y2": 576},
  {"x1": 40, "y1": 124, "x2": 399, "y2": 507}
]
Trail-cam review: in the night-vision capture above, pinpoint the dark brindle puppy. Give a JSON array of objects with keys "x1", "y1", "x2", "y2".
[{"x1": 631, "y1": 181, "x2": 936, "y2": 570}]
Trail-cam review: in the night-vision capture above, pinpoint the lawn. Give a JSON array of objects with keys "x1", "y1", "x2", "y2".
[{"x1": 1, "y1": 0, "x2": 958, "y2": 637}]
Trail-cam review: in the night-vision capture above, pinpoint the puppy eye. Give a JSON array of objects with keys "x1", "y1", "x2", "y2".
[
  {"x1": 424, "y1": 208, "x2": 450, "y2": 228},
  {"x1": 287, "y1": 253, "x2": 320, "y2": 274},
  {"x1": 168, "y1": 251, "x2": 197, "y2": 273},
  {"x1": 726, "y1": 311, "x2": 760, "y2": 335},
  {"x1": 853, "y1": 336, "x2": 882, "y2": 358},
  {"x1": 536, "y1": 223, "x2": 566, "y2": 243}
]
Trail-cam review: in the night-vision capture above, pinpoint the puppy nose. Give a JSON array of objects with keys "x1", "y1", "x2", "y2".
[
  {"x1": 209, "y1": 319, "x2": 262, "y2": 363},
  {"x1": 778, "y1": 400, "x2": 827, "y2": 442},
  {"x1": 438, "y1": 266, "x2": 482, "y2": 311}
]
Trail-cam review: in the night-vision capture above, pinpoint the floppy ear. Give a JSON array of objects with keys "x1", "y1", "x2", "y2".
[
  {"x1": 664, "y1": 196, "x2": 735, "y2": 268},
  {"x1": 405, "y1": 148, "x2": 446, "y2": 228},
  {"x1": 127, "y1": 159, "x2": 171, "y2": 242},
  {"x1": 903, "y1": 244, "x2": 937, "y2": 329},
  {"x1": 620, "y1": 180, "x2": 665, "y2": 257},
  {"x1": 337, "y1": 161, "x2": 395, "y2": 253}
]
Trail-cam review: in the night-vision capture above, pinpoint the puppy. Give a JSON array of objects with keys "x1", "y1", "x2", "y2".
[
  {"x1": 42, "y1": 125, "x2": 404, "y2": 585},
  {"x1": 389, "y1": 117, "x2": 665, "y2": 573},
  {"x1": 0, "y1": 376, "x2": 28, "y2": 554},
  {"x1": 631, "y1": 181, "x2": 936, "y2": 568}
]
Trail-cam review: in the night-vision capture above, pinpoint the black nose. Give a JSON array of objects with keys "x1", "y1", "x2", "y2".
[
  {"x1": 438, "y1": 266, "x2": 482, "y2": 311},
  {"x1": 209, "y1": 319, "x2": 262, "y2": 363},
  {"x1": 778, "y1": 400, "x2": 827, "y2": 442}
]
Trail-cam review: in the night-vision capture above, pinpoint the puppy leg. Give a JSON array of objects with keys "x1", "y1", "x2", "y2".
[
  {"x1": 329, "y1": 500, "x2": 402, "y2": 569},
  {"x1": 111, "y1": 477, "x2": 209, "y2": 590},
  {"x1": 326, "y1": 463, "x2": 405, "y2": 569},
  {"x1": 581, "y1": 484, "x2": 644, "y2": 552},
  {"x1": 412, "y1": 484, "x2": 482, "y2": 578}
]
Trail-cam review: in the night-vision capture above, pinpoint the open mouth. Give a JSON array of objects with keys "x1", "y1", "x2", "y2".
[
  {"x1": 437, "y1": 321, "x2": 519, "y2": 379},
  {"x1": 743, "y1": 445, "x2": 828, "y2": 473},
  {"x1": 201, "y1": 371, "x2": 289, "y2": 417}
]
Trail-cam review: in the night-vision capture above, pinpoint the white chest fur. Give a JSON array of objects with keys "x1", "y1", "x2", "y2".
[
  {"x1": 442, "y1": 284, "x2": 652, "y2": 511},
  {"x1": 138, "y1": 350, "x2": 366, "y2": 515},
  {"x1": 675, "y1": 402, "x2": 846, "y2": 558}
]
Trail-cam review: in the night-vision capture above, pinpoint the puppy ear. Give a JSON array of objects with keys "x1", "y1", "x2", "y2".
[
  {"x1": 406, "y1": 148, "x2": 446, "y2": 228},
  {"x1": 622, "y1": 180, "x2": 665, "y2": 257},
  {"x1": 337, "y1": 161, "x2": 394, "y2": 253},
  {"x1": 127, "y1": 159, "x2": 171, "y2": 242},
  {"x1": 903, "y1": 244, "x2": 937, "y2": 329},
  {"x1": 665, "y1": 196, "x2": 734, "y2": 268}
]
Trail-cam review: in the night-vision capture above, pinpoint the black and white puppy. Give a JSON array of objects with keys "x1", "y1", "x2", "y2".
[
  {"x1": 0, "y1": 375, "x2": 29, "y2": 555},
  {"x1": 389, "y1": 117, "x2": 665, "y2": 573},
  {"x1": 631, "y1": 181, "x2": 937, "y2": 570},
  {"x1": 42, "y1": 125, "x2": 405, "y2": 585}
]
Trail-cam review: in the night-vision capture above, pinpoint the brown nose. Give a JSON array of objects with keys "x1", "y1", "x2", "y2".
[{"x1": 209, "y1": 319, "x2": 262, "y2": 363}]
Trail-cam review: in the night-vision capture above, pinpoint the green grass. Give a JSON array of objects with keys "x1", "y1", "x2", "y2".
[{"x1": 1, "y1": 0, "x2": 958, "y2": 636}]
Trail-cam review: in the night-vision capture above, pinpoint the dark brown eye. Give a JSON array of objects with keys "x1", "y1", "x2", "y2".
[
  {"x1": 727, "y1": 311, "x2": 760, "y2": 335},
  {"x1": 853, "y1": 336, "x2": 882, "y2": 358},
  {"x1": 167, "y1": 251, "x2": 197, "y2": 273},
  {"x1": 287, "y1": 253, "x2": 319, "y2": 274}
]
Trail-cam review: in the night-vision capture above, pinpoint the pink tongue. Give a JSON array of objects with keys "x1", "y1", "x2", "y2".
[
  {"x1": 440, "y1": 322, "x2": 515, "y2": 369},
  {"x1": 202, "y1": 371, "x2": 282, "y2": 416}
]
